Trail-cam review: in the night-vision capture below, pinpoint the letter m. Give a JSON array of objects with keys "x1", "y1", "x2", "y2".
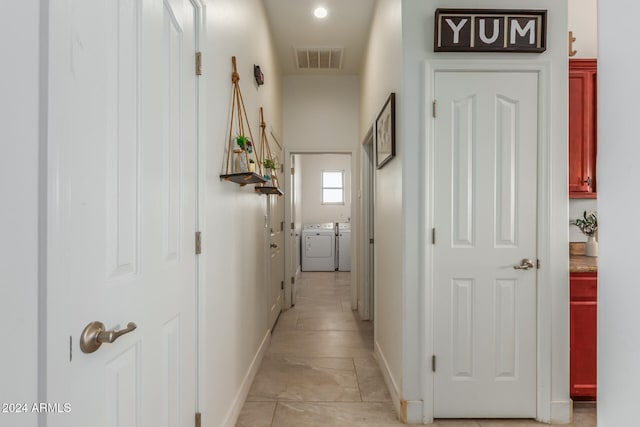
[{"x1": 510, "y1": 19, "x2": 536, "y2": 45}]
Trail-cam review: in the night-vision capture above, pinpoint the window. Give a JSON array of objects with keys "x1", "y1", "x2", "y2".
[{"x1": 322, "y1": 171, "x2": 344, "y2": 204}]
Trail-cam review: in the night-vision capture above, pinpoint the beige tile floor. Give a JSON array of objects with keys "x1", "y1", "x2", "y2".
[{"x1": 236, "y1": 272, "x2": 596, "y2": 426}]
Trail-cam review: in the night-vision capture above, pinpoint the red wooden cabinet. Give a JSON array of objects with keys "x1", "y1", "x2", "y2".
[
  {"x1": 569, "y1": 59, "x2": 597, "y2": 198},
  {"x1": 570, "y1": 272, "x2": 597, "y2": 399}
]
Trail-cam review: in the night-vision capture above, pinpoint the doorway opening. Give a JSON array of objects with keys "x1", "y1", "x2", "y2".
[{"x1": 284, "y1": 152, "x2": 356, "y2": 310}]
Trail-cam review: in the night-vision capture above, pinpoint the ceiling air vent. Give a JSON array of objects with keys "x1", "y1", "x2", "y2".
[{"x1": 295, "y1": 47, "x2": 343, "y2": 70}]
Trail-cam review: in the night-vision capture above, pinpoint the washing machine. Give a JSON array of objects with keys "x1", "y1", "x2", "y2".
[
  {"x1": 301, "y1": 223, "x2": 336, "y2": 271},
  {"x1": 337, "y1": 222, "x2": 351, "y2": 272}
]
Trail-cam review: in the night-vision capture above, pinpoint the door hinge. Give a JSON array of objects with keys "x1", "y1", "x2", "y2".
[
  {"x1": 280, "y1": 164, "x2": 284, "y2": 173},
  {"x1": 195, "y1": 231, "x2": 202, "y2": 255},
  {"x1": 432, "y1": 228, "x2": 436, "y2": 244},
  {"x1": 281, "y1": 281, "x2": 284, "y2": 290},
  {"x1": 432, "y1": 355, "x2": 436, "y2": 372},
  {"x1": 291, "y1": 276, "x2": 295, "y2": 285},
  {"x1": 281, "y1": 221, "x2": 284, "y2": 231},
  {"x1": 195, "y1": 412, "x2": 202, "y2": 427},
  {"x1": 537, "y1": 259, "x2": 541, "y2": 269},
  {"x1": 195, "y1": 52, "x2": 202, "y2": 76},
  {"x1": 369, "y1": 238, "x2": 374, "y2": 244},
  {"x1": 290, "y1": 222, "x2": 295, "y2": 230},
  {"x1": 291, "y1": 167, "x2": 295, "y2": 175},
  {"x1": 432, "y1": 100, "x2": 437, "y2": 118}
]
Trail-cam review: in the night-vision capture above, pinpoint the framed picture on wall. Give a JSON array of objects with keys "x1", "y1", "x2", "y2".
[{"x1": 375, "y1": 93, "x2": 396, "y2": 169}]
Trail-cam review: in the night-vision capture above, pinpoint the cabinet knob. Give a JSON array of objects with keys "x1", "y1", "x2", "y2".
[{"x1": 583, "y1": 176, "x2": 592, "y2": 187}]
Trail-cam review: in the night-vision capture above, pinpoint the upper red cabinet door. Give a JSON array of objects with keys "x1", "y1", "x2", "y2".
[{"x1": 569, "y1": 59, "x2": 597, "y2": 198}]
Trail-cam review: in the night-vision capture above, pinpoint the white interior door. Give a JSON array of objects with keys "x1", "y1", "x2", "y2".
[
  {"x1": 433, "y1": 71, "x2": 538, "y2": 418},
  {"x1": 359, "y1": 139, "x2": 375, "y2": 321},
  {"x1": 285, "y1": 154, "x2": 300, "y2": 307},
  {"x1": 285, "y1": 153, "x2": 297, "y2": 308},
  {"x1": 46, "y1": 0, "x2": 198, "y2": 425},
  {"x1": 268, "y1": 145, "x2": 284, "y2": 329},
  {"x1": 268, "y1": 193, "x2": 284, "y2": 329}
]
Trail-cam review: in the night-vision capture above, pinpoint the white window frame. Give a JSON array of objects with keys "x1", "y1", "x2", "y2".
[{"x1": 321, "y1": 170, "x2": 345, "y2": 205}]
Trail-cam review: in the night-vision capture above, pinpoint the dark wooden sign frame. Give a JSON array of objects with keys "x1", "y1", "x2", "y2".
[{"x1": 434, "y1": 9, "x2": 547, "y2": 53}]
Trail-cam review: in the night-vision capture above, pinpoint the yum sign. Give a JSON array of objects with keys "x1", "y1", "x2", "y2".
[{"x1": 434, "y1": 9, "x2": 547, "y2": 53}]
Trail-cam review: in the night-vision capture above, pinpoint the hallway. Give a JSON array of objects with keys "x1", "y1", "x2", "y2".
[
  {"x1": 235, "y1": 272, "x2": 597, "y2": 426},
  {"x1": 236, "y1": 271, "x2": 402, "y2": 426}
]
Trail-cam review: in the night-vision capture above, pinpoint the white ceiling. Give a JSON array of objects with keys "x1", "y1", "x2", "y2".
[{"x1": 262, "y1": 0, "x2": 377, "y2": 75}]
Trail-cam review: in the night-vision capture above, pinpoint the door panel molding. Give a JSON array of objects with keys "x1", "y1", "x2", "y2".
[
  {"x1": 451, "y1": 95, "x2": 475, "y2": 248},
  {"x1": 105, "y1": 0, "x2": 140, "y2": 280},
  {"x1": 422, "y1": 59, "x2": 553, "y2": 423}
]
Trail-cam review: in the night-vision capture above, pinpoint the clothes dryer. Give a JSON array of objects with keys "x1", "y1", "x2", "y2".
[{"x1": 301, "y1": 223, "x2": 336, "y2": 271}]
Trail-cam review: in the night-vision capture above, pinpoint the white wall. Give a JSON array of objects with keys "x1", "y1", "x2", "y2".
[
  {"x1": 283, "y1": 75, "x2": 359, "y2": 152},
  {"x1": 200, "y1": 1, "x2": 282, "y2": 425},
  {"x1": 568, "y1": 0, "x2": 598, "y2": 58},
  {"x1": 402, "y1": 0, "x2": 569, "y2": 423},
  {"x1": 598, "y1": 2, "x2": 640, "y2": 425},
  {"x1": 300, "y1": 154, "x2": 351, "y2": 224},
  {"x1": 0, "y1": 1, "x2": 41, "y2": 426},
  {"x1": 359, "y1": 0, "x2": 404, "y2": 410}
]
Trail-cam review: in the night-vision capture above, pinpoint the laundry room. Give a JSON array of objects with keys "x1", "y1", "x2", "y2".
[{"x1": 296, "y1": 153, "x2": 352, "y2": 273}]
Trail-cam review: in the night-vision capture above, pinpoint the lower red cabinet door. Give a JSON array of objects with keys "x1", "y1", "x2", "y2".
[{"x1": 570, "y1": 273, "x2": 597, "y2": 399}]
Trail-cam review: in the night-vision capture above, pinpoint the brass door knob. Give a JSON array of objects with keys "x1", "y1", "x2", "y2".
[
  {"x1": 80, "y1": 321, "x2": 137, "y2": 354},
  {"x1": 513, "y1": 259, "x2": 534, "y2": 270}
]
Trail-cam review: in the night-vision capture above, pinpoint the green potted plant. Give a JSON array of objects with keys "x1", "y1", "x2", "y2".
[
  {"x1": 571, "y1": 210, "x2": 598, "y2": 257},
  {"x1": 248, "y1": 158, "x2": 256, "y2": 173},
  {"x1": 235, "y1": 135, "x2": 253, "y2": 153},
  {"x1": 263, "y1": 158, "x2": 276, "y2": 170},
  {"x1": 262, "y1": 159, "x2": 275, "y2": 184}
]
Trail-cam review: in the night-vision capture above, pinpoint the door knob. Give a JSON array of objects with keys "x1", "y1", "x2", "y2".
[
  {"x1": 513, "y1": 259, "x2": 534, "y2": 270},
  {"x1": 80, "y1": 321, "x2": 137, "y2": 354},
  {"x1": 270, "y1": 243, "x2": 278, "y2": 248}
]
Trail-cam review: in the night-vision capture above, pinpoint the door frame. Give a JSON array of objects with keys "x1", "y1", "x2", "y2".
[
  {"x1": 422, "y1": 60, "x2": 553, "y2": 423},
  {"x1": 359, "y1": 126, "x2": 375, "y2": 321},
  {"x1": 283, "y1": 148, "x2": 358, "y2": 310},
  {"x1": 191, "y1": 0, "x2": 205, "y2": 416}
]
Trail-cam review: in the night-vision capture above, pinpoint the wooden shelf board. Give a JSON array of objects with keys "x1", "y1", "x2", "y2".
[
  {"x1": 254, "y1": 186, "x2": 284, "y2": 196},
  {"x1": 220, "y1": 172, "x2": 267, "y2": 185}
]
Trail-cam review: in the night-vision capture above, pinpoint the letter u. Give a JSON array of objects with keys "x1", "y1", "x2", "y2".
[{"x1": 479, "y1": 19, "x2": 500, "y2": 44}]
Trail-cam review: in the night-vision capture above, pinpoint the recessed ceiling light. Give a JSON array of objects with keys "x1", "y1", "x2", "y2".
[{"x1": 314, "y1": 7, "x2": 328, "y2": 19}]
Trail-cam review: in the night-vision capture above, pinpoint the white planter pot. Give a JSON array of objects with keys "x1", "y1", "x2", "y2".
[{"x1": 585, "y1": 235, "x2": 598, "y2": 257}]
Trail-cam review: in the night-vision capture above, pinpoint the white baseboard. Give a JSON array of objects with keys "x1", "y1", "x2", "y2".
[
  {"x1": 374, "y1": 341, "x2": 402, "y2": 421},
  {"x1": 550, "y1": 400, "x2": 572, "y2": 424},
  {"x1": 222, "y1": 330, "x2": 271, "y2": 427},
  {"x1": 405, "y1": 399, "x2": 423, "y2": 424}
]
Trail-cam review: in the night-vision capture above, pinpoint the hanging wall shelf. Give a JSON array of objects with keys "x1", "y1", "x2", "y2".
[
  {"x1": 220, "y1": 56, "x2": 267, "y2": 186},
  {"x1": 223, "y1": 172, "x2": 267, "y2": 186},
  {"x1": 255, "y1": 186, "x2": 284, "y2": 196},
  {"x1": 254, "y1": 107, "x2": 284, "y2": 196}
]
